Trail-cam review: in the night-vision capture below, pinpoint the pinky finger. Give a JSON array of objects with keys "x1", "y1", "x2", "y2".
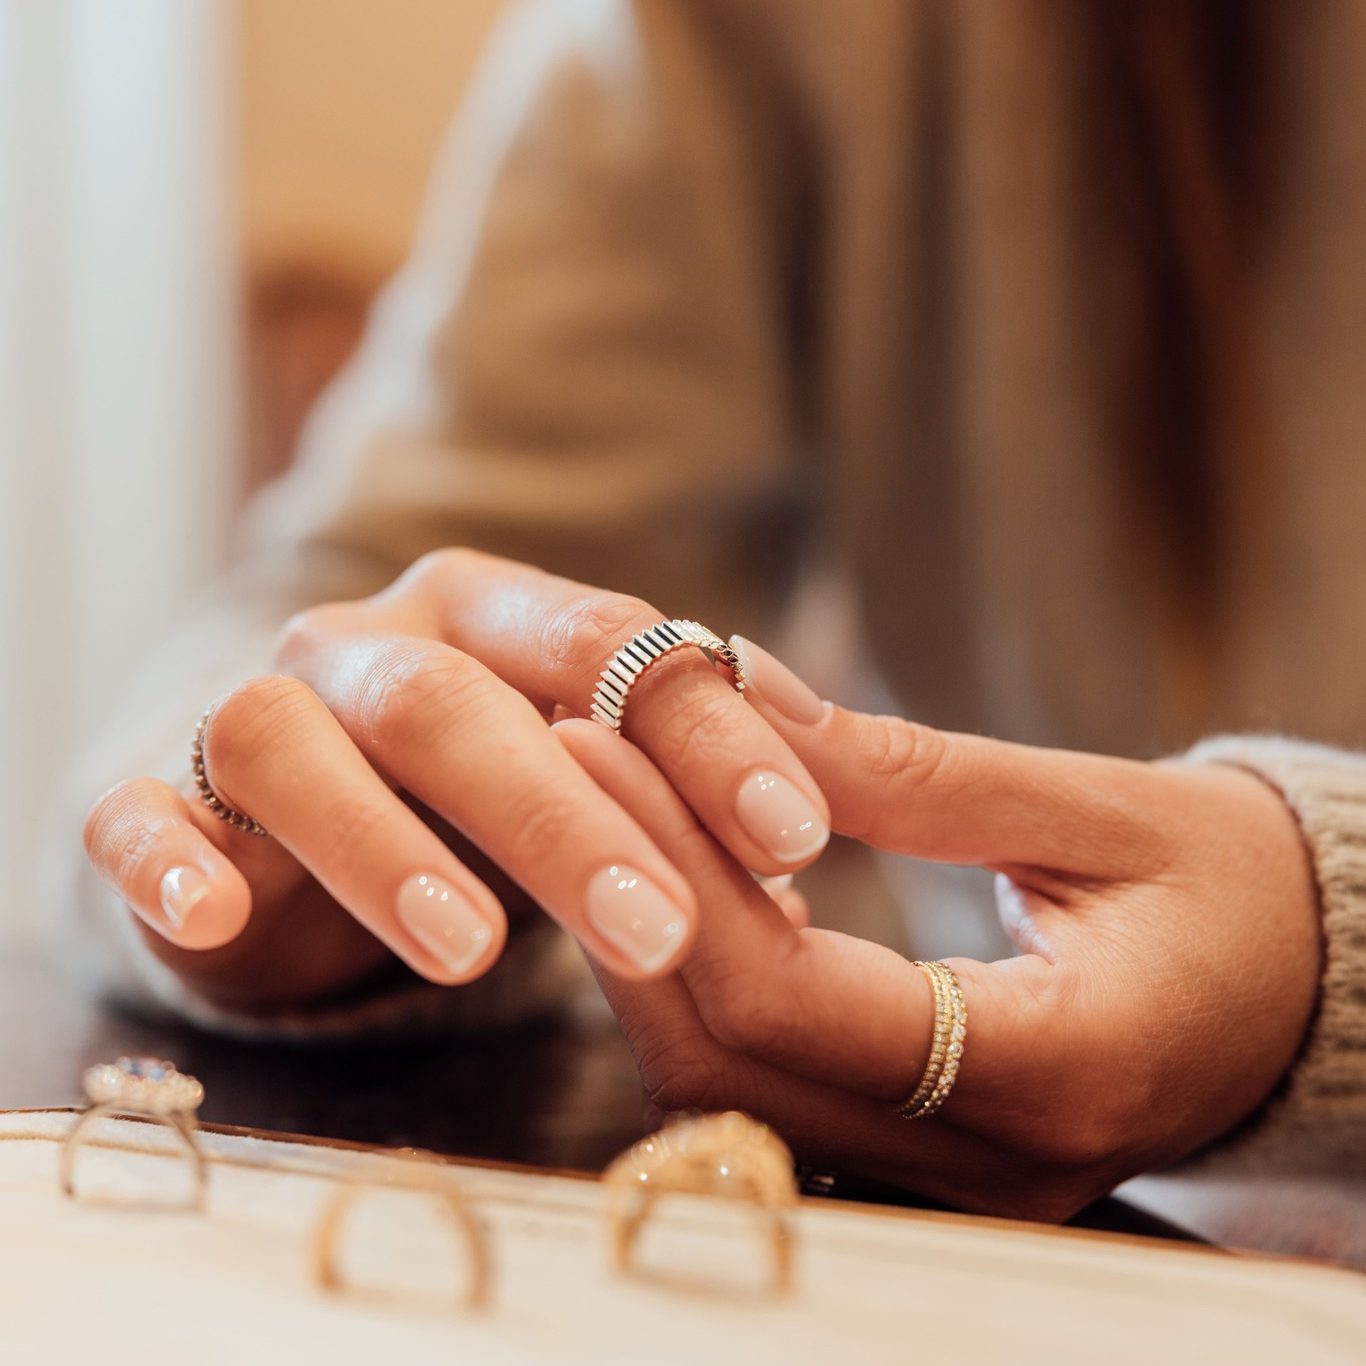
[{"x1": 84, "y1": 778, "x2": 253, "y2": 950}]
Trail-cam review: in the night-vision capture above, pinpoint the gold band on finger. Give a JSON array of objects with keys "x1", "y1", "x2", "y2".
[
  {"x1": 589, "y1": 620, "x2": 746, "y2": 733},
  {"x1": 896, "y1": 961, "x2": 966, "y2": 1119},
  {"x1": 192, "y1": 707, "x2": 269, "y2": 837}
]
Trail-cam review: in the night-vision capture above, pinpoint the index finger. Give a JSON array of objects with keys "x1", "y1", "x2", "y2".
[{"x1": 384, "y1": 549, "x2": 832, "y2": 876}]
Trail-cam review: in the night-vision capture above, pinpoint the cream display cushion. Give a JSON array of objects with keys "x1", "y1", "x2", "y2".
[{"x1": 1, "y1": 1110, "x2": 1360, "y2": 1364}]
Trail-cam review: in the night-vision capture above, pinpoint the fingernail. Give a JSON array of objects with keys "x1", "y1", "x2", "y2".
[
  {"x1": 735, "y1": 770, "x2": 830, "y2": 863},
  {"x1": 730, "y1": 635, "x2": 826, "y2": 725},
  {"x1": 585, "y1": 864, "x2": 689, "y2": 972},
  {"x1": 396, "y1": 872, "x2": 494, "y2": 976},
  {"x1": 159, "y1": 866, "x2": 209, "y2": 930}
]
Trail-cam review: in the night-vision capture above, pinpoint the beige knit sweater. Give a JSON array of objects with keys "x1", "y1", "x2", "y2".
[{"x1": 60, "y1": 1, "x2": 1366, "y2": 1179}]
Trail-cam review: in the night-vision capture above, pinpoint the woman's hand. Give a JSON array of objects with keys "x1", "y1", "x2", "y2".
[
  {"x1": 80, "y1": 552, "x2": 829, "y2": 1009},
  {"x1": 554, "y1": 641, "x2": 1322, "y2": 1219}
]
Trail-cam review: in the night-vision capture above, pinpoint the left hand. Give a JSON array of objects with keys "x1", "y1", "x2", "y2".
[{"x1": 553, "y1": 647, "x2": 1321, "y2": 1220}]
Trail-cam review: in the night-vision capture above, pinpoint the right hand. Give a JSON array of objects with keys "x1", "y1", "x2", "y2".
[{"x1": 82, "y1": 550, "x2": 830, "y2": 1009}]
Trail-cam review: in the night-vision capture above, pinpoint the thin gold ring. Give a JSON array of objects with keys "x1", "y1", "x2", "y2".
[
  {"x1": 191, "y1": 707, "x2": 269, "y2": 837},
  {"x1": 314, "y1": 1154, "x2": 491, "y2": 1310},
  {"x1": 896, "y1": 961, "x2": 967, "y2": 1119}
]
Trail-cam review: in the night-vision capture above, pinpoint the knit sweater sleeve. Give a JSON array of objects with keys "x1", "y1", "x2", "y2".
[{"x1": 1183, "y1": 736, "x2": 1366, "y2": 1176}]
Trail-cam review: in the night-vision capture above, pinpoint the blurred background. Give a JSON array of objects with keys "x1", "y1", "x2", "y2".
[{"x1": 0, "y1": 1, "x2": 506, "y2": 942}]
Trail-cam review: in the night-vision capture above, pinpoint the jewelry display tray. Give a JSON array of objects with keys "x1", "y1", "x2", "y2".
[{"x1": 2, "y1": 1109, "x2": 1360, "y2": 1364}]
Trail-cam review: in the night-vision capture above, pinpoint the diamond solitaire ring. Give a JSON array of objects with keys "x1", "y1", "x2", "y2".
[{"x1": 61, "y1": 1056, "x2": 207, "y2": 1208}]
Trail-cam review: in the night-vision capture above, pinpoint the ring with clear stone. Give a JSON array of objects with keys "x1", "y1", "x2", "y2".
[
  {"x1": 589, "y1": 619, "x2": 747, "y2": 734},
  {"x1": 895, "y1": 961, "x2": 967, "y2": 1119},
  {"x1": 61, "y1": 1056, "x2": 207, "y2": 1207}
]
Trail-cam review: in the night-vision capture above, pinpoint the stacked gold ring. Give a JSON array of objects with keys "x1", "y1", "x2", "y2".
[{"x1": 896, "y1": 961, "x2": 967, "y2": 1119}]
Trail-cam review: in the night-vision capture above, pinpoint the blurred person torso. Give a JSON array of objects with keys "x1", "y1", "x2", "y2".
[{"x1": 265, "y1": 0, "x2": 1366, "y2": 760}]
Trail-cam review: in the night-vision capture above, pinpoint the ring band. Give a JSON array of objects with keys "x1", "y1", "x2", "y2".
[
  {"x1": 314, "y1": 1153, "x2": 491, "y2": 1309},
  {"x1": 589, "y1": 619, "x2": 747, "y2": 733},
  {"x1": 192, "y1": 707, "x2": 269, "y2": 837},
  {"x1": 603, "y1": 1111, "x2": 797, "y2": 1295},
  {"x1": 896, "y1": 961, "x2": 967, "y2": 1119},
  {"x1": 61, "y1": 1056, "x2": 207, "y2": 1208}
]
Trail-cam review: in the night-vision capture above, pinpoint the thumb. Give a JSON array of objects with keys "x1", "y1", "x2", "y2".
[{"x1": 732, "y1": 636, "x2": 1168, "y2": 875}]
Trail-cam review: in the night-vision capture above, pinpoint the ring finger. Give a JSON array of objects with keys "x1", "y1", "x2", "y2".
[{"x1": 200, "y1": 674, "x2": 508, "y2": 984}]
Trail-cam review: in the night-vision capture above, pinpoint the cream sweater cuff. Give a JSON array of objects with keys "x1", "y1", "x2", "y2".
[{"x1": 1183, "y1": 736, "x2": 1366, "y2": 1177}]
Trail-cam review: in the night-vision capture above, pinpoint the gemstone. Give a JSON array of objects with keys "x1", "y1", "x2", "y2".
[{"x1": 118, "y1": 1056, "x2": 171, "y2": 1081}]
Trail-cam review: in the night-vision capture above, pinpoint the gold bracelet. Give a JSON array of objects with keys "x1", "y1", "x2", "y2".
[{"x1": 896, "y1": 961, "x2": 967, "y2": 1119}]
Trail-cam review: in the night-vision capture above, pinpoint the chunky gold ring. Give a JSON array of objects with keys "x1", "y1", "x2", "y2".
[
  {"x1": 314, "y1": 1153, "x2": 491, "y2": 1311},
  {"x1": 589, "y1": 620, "x2": 747, "y2": 733},
  {"x1": 896, "y1": 960, "x2": 967, "y2": 1119},
  {"x1": 191, "y1": 707, "x2": 269, "y2": 837},
  {"x1": 603, "y1": 1111, "x2": 798, "y2": 1295},
  {"x1": 61, "y1": 1056, "x2": 207, "y2": 1208}
]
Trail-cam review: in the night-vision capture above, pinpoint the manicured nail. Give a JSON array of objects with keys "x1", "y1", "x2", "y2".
[
  {"x1": 585, "y1": 864, "x2": 689, "y2": 972},
  {"x1": 159, "y1": 866, "x2": 209, "y2": 930},
  {"x1": 735, "y1": 770, "x2": 830, "y2": 863},
  {"x1": 396, "y1": 872, "x2": 494, "y2": 976},
  {"x1": 731, "y1": 635, "x2": 826, "y2": 725}
]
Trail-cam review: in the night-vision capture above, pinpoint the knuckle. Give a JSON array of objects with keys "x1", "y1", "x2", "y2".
[
  {"x1": 312, "y1": 797, "x2": 392, "y2": 870},
  {"x1": 400, "y1": 546, "x2": 479, "y2": 599},
  {"x1": 273, "y1": 602, "x2": 352, "y2": 668},
  {"x1": 634, "y1": 1035, "x2": 731, "y2": 1116},
  {"x1": 353, "y1": 645, "x2": 492, "y2": 753},
  {"x1": 500, "y1": 779, "x2": 586, "y2": 866},
  {"x1": 540, "y1": 591, "x2": 655, "y2": 686},
  {"x1": 646, "y1": 678, "x2": 743, "y2": 766},
  {"x1": 851, "y1": 719, "x2": 952, "y2": 843},
  {"x1": 694, "y1": 969, "x2": 786, "y2": 1057},
  {"x1": 205, "y1": 675, "x2": 317, "y2": 784},
  {"x1": 863, "y1": 717, "x2": 949, "y2": 786}
]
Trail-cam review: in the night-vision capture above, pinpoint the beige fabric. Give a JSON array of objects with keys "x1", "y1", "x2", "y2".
[
  {"x1": 1182, "y1": 738, "x2": 1366, "y2": 1177},
  {"x1": 57, "y1": 3, "x2": 1366, "y2": 1173}
]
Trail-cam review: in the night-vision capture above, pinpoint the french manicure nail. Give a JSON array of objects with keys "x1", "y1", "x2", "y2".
[
  {"x1": 735, "y1": 770, "x2": 830, "y2": 863},
  {"x1": 585, "y1": 864, "x2": 689, "y2": 972},
  {"x1": 159, "y1": 866, "x2": 209, "y2": 930},
  {"x1": 396, "y1": 872, "x2": 494, "y2": 976},
  {"x1": 730, "y1": 635, "x2": 826, "y2": 725}
]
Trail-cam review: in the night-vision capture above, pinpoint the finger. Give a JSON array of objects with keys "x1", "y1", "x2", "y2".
[
  {"x1": 201, "y1": 676, "x2": 507, "y2": 984},
  {"x1": 760, "y1": 874, "x2": 811, "y2": 929},
  {"x1": 556, "y1": 718, "x2": 1075, "y2": 1126},
  {"x1": 282, "y1": 638, "x2": 698, "y2": 980},
  {"x1": 84, "y1": 778, "x2": 253, "y2": 950},
  {"x1": 556, "y1": 720, "x2": 927, "y2": 1097},
  {"x1": 364, "y1": 549, "x2": 832, "y2": 875},
  {"x1": 732, "y1": 635, "x2": 1173, "y2": 874},
  {"x1": 581, "y1": 914, "x2": 1045, "y2": 1218}
]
